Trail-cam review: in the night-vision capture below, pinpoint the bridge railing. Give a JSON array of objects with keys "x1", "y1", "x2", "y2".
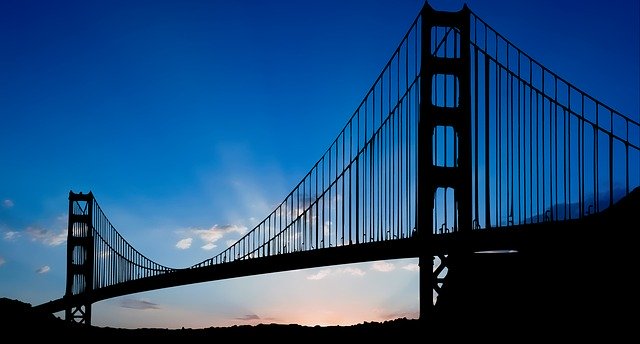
[
  {"x1": 191, "y1": 14, "x2": 424, "y2": 268},
  {"x1": 464, "y1": 11, "x2": 640, "y2": 229}
]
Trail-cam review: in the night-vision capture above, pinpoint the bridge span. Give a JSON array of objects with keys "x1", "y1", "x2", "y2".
[{"x1": 33, "y1": 1, "x2": 639, "y2": 327}]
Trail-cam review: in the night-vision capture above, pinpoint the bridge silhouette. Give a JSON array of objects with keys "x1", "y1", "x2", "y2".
[{"x1": 35, "y1": 2, "x2": 639, "y2": 327}]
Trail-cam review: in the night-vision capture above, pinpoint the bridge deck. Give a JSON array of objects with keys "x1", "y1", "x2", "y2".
[{"x1": 35, "y1": 185, "x2": 639, "y2": 315}]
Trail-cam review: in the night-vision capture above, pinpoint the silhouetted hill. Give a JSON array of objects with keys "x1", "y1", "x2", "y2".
[
  {"x1": 433, "y1": 187, "x2": 639, "y2": 341},
  {"x1": 0, "y1": 297, "x2": 64, "y2": 327}
]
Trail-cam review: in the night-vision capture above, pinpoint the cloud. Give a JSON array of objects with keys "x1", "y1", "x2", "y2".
[
  {"x1": 306, "y1": 267, "x2": 366, "y2": 280},
  {"x1": 201, "y1": 242, "x2": 217, "y2": 250},
  {"x1": 119, "y1": 298, "x2": 160, "y2": 310},
  {"x1": 307, "y1": 269, "x2": 332, "y2": 280},
  {"x1": 2, "y1": 199, "x2": 13, "y2": 208},
  {"x1": 0, "y1": 257, "x2": 5, "y2": 267},
  {"x1": 342, "y1": 267, "x2": 366, "y2": 276},
  {"x1": 3, "y1": 231, "x2": 20, "y2": 241},
  {"x1": 381, "y1": 309, "x2": 420, "y2": 320},
  {"x1": 175, "y1": 238, "x2": 193, "y2": 250},
  {"x1": 26, "y1": 227, "x2": 66, "y2": 246},
  {"x1": 371, "y1": 261, "x2": 396, "y2": 272},
  {"x1": 193, "y1": 224, "x2": 247, "y2": 245},
  {"x1": 235, "y1": 314, "x2": 260, "y2": 321},
  {"x1": 401, "y1": 263, "x2": 419, "y2": 272},
  {"x1": 177, "y1": 224, "x2": 248, "y2": 251},
  {"x1": 36, "y1": 265, "x2": 50, "y2": 274}
]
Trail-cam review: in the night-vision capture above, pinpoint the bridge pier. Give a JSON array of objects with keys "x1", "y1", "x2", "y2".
[{"x1": 418, "y1": 2, "x2": 472, "y2": 323}]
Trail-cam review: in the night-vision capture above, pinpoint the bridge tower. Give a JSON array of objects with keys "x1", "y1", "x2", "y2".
[
  {"x1": 418, "y1": 3, "x2": 472, "y2": 321},
  {"x1": 64, "y1": 191, "x2": 95, "y2": 325}
]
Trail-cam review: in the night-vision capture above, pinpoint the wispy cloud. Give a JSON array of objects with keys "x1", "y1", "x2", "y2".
[
  {"x1": 119, "y1": 298, "x2": 160, "y2": 310},
  {"x1": 401, "y1": 263, "x2": 419, "y2": 272},
  {"x1": 381, "y1": 309, "x2": 419, "y2": 320},
  {"x1": 26, "y1": 227, "x2": 66, "y2": 246},
  {"x1": 192, "y1": 224, "x2": 247, "y2": 246},
  {"x1": 342, "y1": 267, "x2": 366, "y2": 276},
  {"x1": 201, "y1": 242, "x2": 217, "y2": 250},
  {"x1": 235, "y1": 314, "x2": 260, "y2": 321},
  {"x1": 306, "y1": 267, "x2": 366, "y2": 280},
  {"x1": 175, "y1": 238, "x2": 193, "y2": 250},
  {"x1": 3, "y1": 231, "x2": 20, "y2": 241},
  {"x1": 0, "y1": 257, "x2": 5, "y2": 267},
  {"x1": 307, "y1": 269, "x2": 332, "y2": 280},
  {"x1": 371, "y1": 261, "x2": 396, "y2": 272},
  {"x1": 2, "y1": 199, "x2": 13, "y2": 208},
  {"x1": 36, "y1": 265, "x2": 50, "y2": 274},
  {"x1": 177, "y1": 224, "x2": 248, "y2": 251}
]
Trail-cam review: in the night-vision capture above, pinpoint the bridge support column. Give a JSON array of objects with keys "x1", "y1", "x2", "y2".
[
  {"x1": 65, "y1": 191, "x2": 95, "y2": 325},
  {"x1": 418, "y1": 3, "x2": 472, "y2": 323}
]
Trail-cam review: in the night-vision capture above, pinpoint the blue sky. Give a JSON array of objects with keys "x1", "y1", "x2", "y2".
[{"x1": 1, "y1": 0, "x2": 638, "y2": 329}]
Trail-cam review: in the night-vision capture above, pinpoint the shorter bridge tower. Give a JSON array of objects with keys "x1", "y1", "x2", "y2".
[{"x1": 64, "y1": 191, "x2": 95, "y2": 325}]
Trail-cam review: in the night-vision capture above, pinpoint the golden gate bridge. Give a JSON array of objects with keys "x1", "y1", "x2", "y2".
[{"x1": 34, "y1": 2, "x2": 639, "y2": 328}]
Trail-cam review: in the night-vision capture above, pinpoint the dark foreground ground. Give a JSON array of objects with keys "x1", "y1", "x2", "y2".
[{"x1": 2, "y1": 188, "x2": 637, "y2": 341}]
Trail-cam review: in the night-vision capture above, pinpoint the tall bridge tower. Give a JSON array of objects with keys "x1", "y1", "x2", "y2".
[
  {"x1": 64, "y1": 191, "x2": 95, "y2": 324},
  {"x1": 418, "y1": 3, "x2": 472, "y2": 320}
]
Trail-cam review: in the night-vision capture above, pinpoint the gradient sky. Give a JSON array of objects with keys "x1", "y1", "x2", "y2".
[{"x1": 1, "y1": 0, "x2": 638, "y2": 329}]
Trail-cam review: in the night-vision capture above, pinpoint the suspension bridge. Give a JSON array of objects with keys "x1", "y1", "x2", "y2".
[{"x1": 34, "y1": 2, "x2": 639, "y2": 327}]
